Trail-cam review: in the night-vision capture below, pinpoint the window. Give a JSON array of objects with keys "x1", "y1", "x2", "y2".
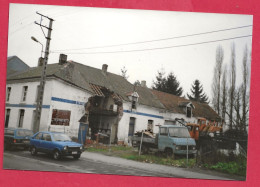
[
  {"x1": 160, "y1": 127, "x2": 168, "y2": 136},
  {"x1": 187, "y1": 106, "x2": 192, "y2": 118},
  {"x1": 43, "y1": 134, "x2": 52, "y2": 141},
  {"x1": 6, "y1": 87, "x2": 11, "y2": 102},
  {"x1": 18, "y1": 109, "x2": 25, "y2": 128},
  {"x1": 35, "y1": 133, "x2": 43, "y2": 140},
  {"x1": 21, "y1": 86, "x2": 28, "y2": 102},
  {"x1": 51, "y1": 109, "x2": 71, "y2": 126},
  {"x1": 5, "y1": 109, "x2": 10, "y2": 128},
  {"x1": 35, "y1": 85, "x2": 40, "y2": 102},
  {"x1": 131, "y1": 100, "x2": 136, "y2": 109},
  {"x1": 147, "y1": 120, "x2": 154, "y2": 132}
]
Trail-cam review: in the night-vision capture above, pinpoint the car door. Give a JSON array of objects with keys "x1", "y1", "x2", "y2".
[
  {"x1": 41, "y1": 133, "x2": 54, "y2": 153},
  {"x1": 31, "y1": 132, "x2": 43, "y2": 151}
]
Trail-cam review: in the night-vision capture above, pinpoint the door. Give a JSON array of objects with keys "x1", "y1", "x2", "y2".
[
  {"x1": 78, "y1": 123, "x2": 88, "y2": 144},
  {"x1": 128, "y1": 117, "x2": 135, "y2": 136}
]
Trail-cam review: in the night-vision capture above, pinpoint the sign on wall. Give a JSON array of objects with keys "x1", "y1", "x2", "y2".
[{"x1": 51, "y1": 109, "x2": 71, "y2": 126}]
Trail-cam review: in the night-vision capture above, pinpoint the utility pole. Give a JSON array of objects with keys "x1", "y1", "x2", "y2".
[{"x1": 33, "y1": 12, "x2": 54, "y2": 133}]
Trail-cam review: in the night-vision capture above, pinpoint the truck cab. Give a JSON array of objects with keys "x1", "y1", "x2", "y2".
[{"x1": 157, "y1": 125, "x2": 196, "y2": 156}]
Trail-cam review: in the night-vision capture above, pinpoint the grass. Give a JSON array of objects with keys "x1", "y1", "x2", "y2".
[
  {"x1": 86, "y1": 144, "x2": 247, "y2": 177},
  {"x1": 86, "y1": 144, "x2": 196, "y2": 168}
]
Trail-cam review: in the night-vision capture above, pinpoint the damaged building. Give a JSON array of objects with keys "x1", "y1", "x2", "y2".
[{"x1": 5, "y1": 54, "x2": 220, "y2": 145}]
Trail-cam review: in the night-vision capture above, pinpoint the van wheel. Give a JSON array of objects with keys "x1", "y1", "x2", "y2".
[
  {"x1": 165, "y1": 148, "x2": 174, "y2": 158},
  {"x1": 31, "y1": 146, "x2": 37, "y2": 156},
  {"x1": 53, "y1": 150, "x2": 61, "y2": 160}
]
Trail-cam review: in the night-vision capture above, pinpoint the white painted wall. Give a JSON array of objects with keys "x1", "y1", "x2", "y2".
[
  {"x1": 46, "y1": 79, "x2": 91, "y2": 137},
  {"x1": 5, "y1": 79, "x2": 91, "y2": 138},
  {"x1": 117, "y1": 102, "x2": 164, "y2": 143},
  {"x1": 5, "y1": 81, "x2": 52, "y2": 130}
]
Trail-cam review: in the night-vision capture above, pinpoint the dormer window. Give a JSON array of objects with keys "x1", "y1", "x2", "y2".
[
  {"x1": 178, "y1": 101, "x2": 195, "y2": 118},
  {"x1": 187, "y1": 106, "x2": 192, "y2": 118},
  {"x1": 126, "y1": 91, "x2": 139, "y2": 110}
]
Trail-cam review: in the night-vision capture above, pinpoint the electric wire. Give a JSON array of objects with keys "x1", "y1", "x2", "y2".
[
  {"x1": 51, "y1": 25, "x2": 252, "y2": 52},
  {"x1": 50, "y1": 35, "x2": 252, "y2": 55}
]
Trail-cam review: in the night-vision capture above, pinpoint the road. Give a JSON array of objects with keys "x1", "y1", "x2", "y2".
[
  {"x1": 3, "y1": 149, "x2": 244, "y2": 180},
  {"x1": 3, "y1": 150, "x2": 172, "y2": 177}
]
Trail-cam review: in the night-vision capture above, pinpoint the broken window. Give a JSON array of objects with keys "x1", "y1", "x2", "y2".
[
  {"x1": 187, "y1": 106, "x2": 192, "y2": 118},
  {"x1": 51, "y1": 109, "x2": 71, "y2": 126},
  {"x1": 6, "y1": 87, "x2": 11, "y2": 102},
  {"x1": 147, "y1": 120, "x2": 153, "y2": 132},
  {"x1": 21, "y1": 86, "x2": 28, "y2": 102},
  {"x1": 132, "y1": 100, "x2": 136, "y2": 109}
]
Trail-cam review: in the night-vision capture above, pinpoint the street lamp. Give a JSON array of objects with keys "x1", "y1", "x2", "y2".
[{"x1": 31, "y1": 36, "x2": 43, "y2": 57}]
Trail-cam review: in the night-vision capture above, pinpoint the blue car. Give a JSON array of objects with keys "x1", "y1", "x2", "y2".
[
  {"x1": 30, "y1": 131, "x2": 84, "y2": 160},
  {"x1": 4, "y1": 128, "x2": 33, "y2": 150}
]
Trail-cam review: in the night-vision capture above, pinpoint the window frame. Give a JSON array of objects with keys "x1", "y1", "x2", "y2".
[
  {"x1": 6, "y1": 87, "x2": 11, "y2": 102},
  {"x1": 21, "y1": 86, "x2": 28, "y2": 102},
  {"x1": 18, "y1": 109, "x2": 25, "y2": 128}
]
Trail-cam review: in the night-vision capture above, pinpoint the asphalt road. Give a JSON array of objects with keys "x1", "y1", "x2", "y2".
[
  {"x1": 3, "y1": 149, "x2": 245, "y2": 180},
  {"x1": 3, "y1": 149, "x2": 172, "y2": 177}
]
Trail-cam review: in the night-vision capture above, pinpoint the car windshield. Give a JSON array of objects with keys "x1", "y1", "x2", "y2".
[
  {"x1": 169, "y1": 127, "x2": 190, "y2": 138},
  {"x1": 5, "y1": 129, "x2": 14, "y2": 136},
  {"x1": 52, "y1": 133, "x2": 71, "y2": 142},
  {"x1": 16, "y1": 130, "x2": 33, "y2": 137}
]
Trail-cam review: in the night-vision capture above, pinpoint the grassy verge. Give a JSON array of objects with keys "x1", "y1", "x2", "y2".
[{"x1": 86, "y1": 144, "x2": 196, "y2": 168}]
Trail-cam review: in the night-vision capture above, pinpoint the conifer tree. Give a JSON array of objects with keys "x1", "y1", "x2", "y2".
[{"x1": 187, "y1": 79, "x2": 209, "y2": 103}]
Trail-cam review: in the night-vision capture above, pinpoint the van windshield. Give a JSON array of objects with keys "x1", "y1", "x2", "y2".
[{"x1": 169, "y1": 127, "x2": 190, "y2": 138}]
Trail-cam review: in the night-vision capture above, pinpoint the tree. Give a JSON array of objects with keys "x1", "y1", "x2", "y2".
[
  {"x1": 241, "y1": 45, "x2": 250, "y2": 131},
  {"x1": 227, "y1": 43, "x2": 236, "y2": 129},
  {"x1": 212, "y1": 45, "x2": 224, "y2": 115},
  {"x1": 133, "y1": 80, "x2": 141, "y2": 86},
  {"x1": 220, "y1": 65, "x2": 228, "y2": 123},
  {"x1": 187, "y1": 79, "x2": 209, "y2": 103},
  {"x1": 153, "y1": 71, "x2": 183, "y2": 96},
  {"x1": 121, "y1": 66, "x2": 129, "y2": 80},
  {"x1": 152, "y1": 69, "x2": 166, "y2": 91}
]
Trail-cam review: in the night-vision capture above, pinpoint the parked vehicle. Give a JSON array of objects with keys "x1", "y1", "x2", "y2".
[
  {"x1": 4, "y1": 128, "x2": 33, "y2": 150},
  {"x1": 30, "y1": 131, "x2": 84, "y2": 160},
  {"x1": 132, "y1": 125, "x2": 196, "y2": 157}
]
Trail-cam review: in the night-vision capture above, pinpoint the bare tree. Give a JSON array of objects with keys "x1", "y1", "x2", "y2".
[
  {"x1": 228, "y1": 43, "x2": 236, "y2": 129},
  {"x1": 212, "y1": 45, "x2": 224, "y2": 115},
  {"x1": 121, "y1": 66, "x2": 129, "y2": 80},
  {"x1": 241, "y1": 45, "x2": 250, "y2": 131},
  {"x1": 221, "y1": 65, "x2": 228, "y2": 123}
]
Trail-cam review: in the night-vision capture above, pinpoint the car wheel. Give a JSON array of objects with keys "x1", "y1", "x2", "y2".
[
  {"x1": 53, "y1": 150, "x2": 61, "y2": 160},
  {"x1": 73, "y1": 154, "x2": 81, "y2": 159},
  {"x1": 31, "y1": 146, "x2": 37, "y2": 156}
]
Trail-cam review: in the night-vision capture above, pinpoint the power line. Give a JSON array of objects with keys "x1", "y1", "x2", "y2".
[
  {"x1": 52, "y1": 25, "x2": 252, "y2": 52},
  {"x1": 50, "y1": 35, "x2": 252, "y2": 55}
]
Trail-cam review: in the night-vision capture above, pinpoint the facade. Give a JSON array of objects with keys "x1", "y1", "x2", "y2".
[{"x1": 5, "y1": 54, "x2": 220, "y2": 144}]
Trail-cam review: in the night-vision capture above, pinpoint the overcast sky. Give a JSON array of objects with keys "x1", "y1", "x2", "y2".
[{"x1": 7, "y1": 3, "x2": 253, "y2": 101}]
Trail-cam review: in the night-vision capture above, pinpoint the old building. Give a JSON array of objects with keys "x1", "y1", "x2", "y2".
[{"x1": 5, "y1": 54, "x2": 220, "y2": 144}]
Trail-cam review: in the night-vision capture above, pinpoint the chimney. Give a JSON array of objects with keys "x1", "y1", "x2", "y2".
[
  {"x1": 38, "y1": 57, "x2": 44, "y2": 66},
  {"x1": 59, "y1": 54, "x2": 67, "y2": 65},
  {"x1": 102, "y1": 64, "x2": 108, "y2": 75},
  {"x1": 141, "y1": 80, "x2": 146, "y2": 87}
]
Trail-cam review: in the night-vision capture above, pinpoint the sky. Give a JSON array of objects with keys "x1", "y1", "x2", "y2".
[{"x1": 7, "y1": 3, "x2": 253, "y2": 101}]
